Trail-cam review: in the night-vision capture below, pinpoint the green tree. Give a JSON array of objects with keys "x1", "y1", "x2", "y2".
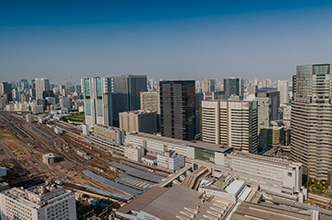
[
  {"x1": 319, "y1": 184, "x2": 323, "y2": 190},
  {"x1": 314, "y1": 178, "x2": 318, "y2": 185},
  {"x1": 320, "y1": 180, "x2": 323, "y2": 185},
  {"x1": 325, "y1": 181, "x2": 329, "y2": 190},
  {"x1": 306, "y1": 181, "x2": 310, "y2": 188},
  {"x1": 309, "y1": 177, "x2": 312, "y2": 184},
  {"x1": 317, "y1": 190, "x2": 322, "y2": 195},
  {"x1": 312, "y1": 188, "x2": 316, "y2": 194},
  {"x1": 328, "y1": 192, "x2": 332, "y2": 198}
]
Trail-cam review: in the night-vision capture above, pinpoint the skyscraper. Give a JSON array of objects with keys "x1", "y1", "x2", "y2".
[
  {"x1": 111, "y1": 75, "x2": 147, "y2": 126},
  {"x1": 160, "y1": 80, "x2": 195, "y2": 140},
  {"x1": 256, "y1": 91, "x2": 280, "y2": 128},
  {"x1": 202, "y1": 79, "x2": 215, "y2": 93},
  {"x1": 291, "y1": 64, "x2": 332, "y2": 182},
  {"x1": 35, "y1": 78, "x2": 50, "y2": 100},
  {"x1": 81, "y1": 77, "x2": 112, "y2": 127},
  {"x1": 223, "y1": 77, "x2": 244, "y2": 99},
  {"x1": 65, "y1": 80, "x2": 73, "y2": 94},
  {"x1": 277, "y1": 80, "x2": 289, "y2": 106},
  {"x1": 200, "y1": 100, "x2": 258, "y2": 153},
  {"x1": 0, "y1": 82, "x2": 12, "y2": 103},
  {"x1": 82, "y1": 75, "x2": 147, "y2": 127}
]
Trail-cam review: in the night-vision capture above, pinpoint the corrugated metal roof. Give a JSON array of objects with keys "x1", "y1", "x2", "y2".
[
  {"x1": 109, "y1": 162, "x2": 163, "y2": 183},
  {"x1": 117, "y1": 174, "x2": 155, "y2": 191},
  {"x1": 83, "y1": 170, "x2": 142, "y2": 196}
]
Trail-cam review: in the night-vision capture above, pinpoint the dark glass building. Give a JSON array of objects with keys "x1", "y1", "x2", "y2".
[
  {"x1": 160, "y1": 80, "x2": 195, "y2": 140},
  {"x1": 111, "y1": 75, "x2": 147, "y2": 127},
  {"x1": 223, "y1": 77, "x2": 244, "y2": 99}
]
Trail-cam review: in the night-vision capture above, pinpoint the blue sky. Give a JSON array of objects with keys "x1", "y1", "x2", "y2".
[{"x1": 1, "y1": 0, "x2": 332, "y2": 84}]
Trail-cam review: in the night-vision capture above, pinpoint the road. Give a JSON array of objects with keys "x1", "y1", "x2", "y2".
[{"x1": 0, "y1": 142, "x2": 26, "y2": 174}]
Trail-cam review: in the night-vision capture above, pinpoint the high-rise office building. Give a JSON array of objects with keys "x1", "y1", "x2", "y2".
[
  {"x1": 160, "y1": 80, "x2": 195, "y2": 140},
  {"x1": 291, "y1": 64, "x2": 332, "y2": 182},
  {"x1": 223, "y1": 77, "x2": 244, "y2": 99},
  {"x1": 82, "y1": 77, "x2": 112, "y2": 127},
  {"x1": 111, "y1": 75, "x2": 147, "y2": 126},
  {"x1": 82, "y1": 75, "x2": 147, "y2": 127},
  {"x1": 200, "y1": 100, "x2": 258, "y2": 153},
  {"x1": 74, "y1": 84, "x2": 82, "y2": 94},
  {"x1": 35, "y1": 78, "x2": 50, "y2": 100},
  {"x1": 0, "y1": 82, "x2": 12, "y2": 103},
  {"x1": 247, "y1": 84, "x2": 258, "y2": 94},
  {"x1": 202, "y1": 79, "x2": 215, "y2": 93},
  {"x1": 65, "y1": 80, "x2": 73, "y2": 94},
  {"x1": 256, "y1": 91, "x2": 280, "y2": 128},
  {"x1": 277, "y1": 80, "x2": 289, "y2": 106}
]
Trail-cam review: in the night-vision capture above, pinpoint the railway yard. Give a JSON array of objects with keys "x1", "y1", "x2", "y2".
[
  {"x1": 0, "y1": 111, "x2": 175, "y2": 219},
  {"x1": 2, "y1": 111, "x2": 332, "y2": 219}
]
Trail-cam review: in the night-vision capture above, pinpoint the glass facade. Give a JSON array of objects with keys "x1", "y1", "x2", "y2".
[
  {"x1": 97, "y1": 101, "x2": 103, "y2": 116},
  {"x1": 194, "y1": 147, "x2": 215, "y2": 163},
  {"x1": 85, "y1": 101, "x2": 91, "y2": 115},
  {"x1": 96, "y1": 78, "x2": 102, "y2": 97},
  {"x1": 84, "y1": 79, "x2": 90, "y2": 97}
]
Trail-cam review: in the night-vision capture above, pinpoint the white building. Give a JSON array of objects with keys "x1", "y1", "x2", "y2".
[
  {"x1": 186, "y1": 142, "x2": 302, "y2": 194},
  {"x1": 278, "y1": 80, "x2": 289, "y2": 106},
  {"x1": 200, "y1": 100, "x2": 258, "y2": 153},
  {"x1": 35, "y1": 78, "x2": 50, "y2": 100},
  {"x1": 125, "y1": 132, "x2": 189, "y2": 156},
  {"x1": 32, "y1": 105, "x2": 44, "y2": 114},
  {"x1": 141, "y1": 155, "x2": 157, "y2": 166},
  {"x1": 42, "y1": 153, "x2": 56, "y2": 165},
  {"x1": 54, "y1": 127, "x2": 63, "y2": 135},
  {"x1": 82, "y1": 124, "x2": 89, "y2": 135},
  {"x1": 5, "y1": 104, "x2": 14, "y2": 111},
  {"x1": 0, "y1": 184, "x2": 76, "y2": 220},
  {"x1": 157, "y1": 150, "x2": 185, "y2": 170},
  {"x1": 123, "y1": 145, "x2": 145, "y2": 162}
]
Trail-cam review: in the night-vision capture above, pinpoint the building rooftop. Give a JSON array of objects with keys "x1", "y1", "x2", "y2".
[
  {"x1": 127, "y1": 132, "x2": 190, "y2": 146},
  {"x1": 230, "y1": 151, "x2": 301, "y2": 167},
  {"x1": 119, "y1": 110, "x2": 156, "y2": 115},
  {"x1": 231, "y1": 202, "x2": 312, "y2": 220},
  {"x1": 117, "y1": 185, "x2": 233, "y2": 220},
  {"x1": 142, "y1": 155, "x2": 157, "y2": 161},
  {"x1": 188, "y1": 141, "x2": 234, "y2": 153},
  {"x1": 43, "y1": 153, "x2": 55, "y2": 158},
  {"x1": 3, "y1": 184, "x2": 72, "y2": 209}
]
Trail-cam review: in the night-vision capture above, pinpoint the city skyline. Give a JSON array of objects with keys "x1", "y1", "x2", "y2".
[{"x1": 1, "y1": 1, "x2": 332, "y2": 83}]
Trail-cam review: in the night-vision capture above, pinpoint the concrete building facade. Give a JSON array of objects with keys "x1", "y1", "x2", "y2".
[
  {"x1": 277, "y1": 80, "x2": 289, "y2": 106},
  {"x1": 35, "y1": 78, "x2": 50, "y2": 100},
  {"x1": 256, "y1": 91, "x2": 280, "y2": 128},
  {"x1": 200, "y1": 100, "x2": 258, "y2": 153},
  {"x1": 291, "y1": 64, "x2": 332, "y2": 183},
  {"x1": 0, "y1": 184, "x2": 76, "y2": 220},
  {"x1": 119, "y1": 110, "x2": 157, "y2": 134}
]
